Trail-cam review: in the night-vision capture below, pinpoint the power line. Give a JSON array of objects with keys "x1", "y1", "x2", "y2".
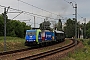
[
  {"x1": 63, "y1": 0, "x2": 84, "y2": 20},
  {"x1": 23, "y1": 12, "x2": 45, "y2": 20},
  {"x1": 0, "y1": 5, "x2": 58, "y2": 20},
  {"x1": 12, "y1": 11, "x2": 23, "y2": 20},
  {"x1": 18, "y1": 0, "x2": 63, "y2": 18},
  {"x1": 78, "y1": 13, "x2": 84, "y2": 19},
  {"x1": 63, "y1": 0, "x2": 70, "y2": 4}
]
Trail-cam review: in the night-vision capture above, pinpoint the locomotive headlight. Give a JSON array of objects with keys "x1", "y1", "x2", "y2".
[
  {"x1": 30, "y1": 36, "x2": 32, "y2": 37},
  {"x1": 34, "y1": 40, "x2": 35, "y2": 41}
]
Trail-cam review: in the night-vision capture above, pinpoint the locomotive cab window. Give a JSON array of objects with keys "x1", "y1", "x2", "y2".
[{"x1": 27, "y1": 32, "x2": 36, "y2": 36}]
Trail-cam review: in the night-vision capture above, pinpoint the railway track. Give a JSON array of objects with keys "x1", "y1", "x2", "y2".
[
  {"x1": 0, "y1": 39, "x2": 80, "y2": 60},
  {"x1": 0, "y1": 40, "x2": 66, "y2": 56},
  {"x1": 0, "y1": 48, "x2": 31, "y2": 56},
  {"x1": 17, "y1": 39, "x2": 78, "y2": 60},
  {"x1": 0, "y1": 42, "x2": 62, "y2": 56}
]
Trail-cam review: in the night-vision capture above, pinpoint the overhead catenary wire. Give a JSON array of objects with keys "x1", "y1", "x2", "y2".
[
  {"x1": 12, "y1": 11, "x2": 23, "y2": 20},
  {"x1": 77, "y1": 13, "x2": 84, "y2": 19},
  {"x1": 63, "y1": 0, "x2": 84, "y2": 20},
  {"x1": 18, "y1": 0, "x2": 63, "y2": 18},
  {"x1": 0, "y1": 5, "x2": 58, "y2": 20}
]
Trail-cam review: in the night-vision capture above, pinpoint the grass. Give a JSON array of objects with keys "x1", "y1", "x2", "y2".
[
  {"x1": 0, "y1": 36, "x2": 28, "y2": 52},
  {"x1": 60, "y1": 39, "x2": 90, "y2": 60}
]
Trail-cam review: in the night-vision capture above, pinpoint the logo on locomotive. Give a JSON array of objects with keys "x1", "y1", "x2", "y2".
[{"x1": 46, "y1": 34, "x2": 52, "y2": 38}]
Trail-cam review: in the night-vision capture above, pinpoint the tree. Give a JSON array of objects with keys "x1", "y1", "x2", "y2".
[
  {"x1": 86, "y1": 21, "x2": 90, "y2": 38},
  {"x1": 0, "y1": 13, "x2": 31, "y2": 38},
  {"x1": 86, "y1": 29, "x2": 90, "y2": 38},
  {"x1": 0, "y1": 14, "x2": 4, "y2": 36},
  {"x1": 6, "y1": 19, "x2": 31, "y2": 38},
  {"x1": 7, "y1": 20, "x2": 31, "y2": 38},
  {"x1": 39, "y1": 20, "x2": 51, "y2": 30},
  {"x1": 64, "y1": 18, "x2": 75, "y2": 38}
]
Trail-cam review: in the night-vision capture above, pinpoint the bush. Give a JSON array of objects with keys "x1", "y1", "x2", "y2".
[
  {"x1": 87, "y1": 40, "x2": 90, "y2": 45},
  {"x1": 80, "y1": 39, "x2": 84, "y2": 42}
]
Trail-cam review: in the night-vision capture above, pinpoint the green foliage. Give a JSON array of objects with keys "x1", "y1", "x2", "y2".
[
  {"x1": 86, "y1": 21, "x2": 90, "y2": 38},
  {"x1": 61, "y1": 39, "x2": 90, "y2": 60},
  {"x1": 0, "y1": 14, "x2": 31, "y2": 38},
  {"x1": 64, "y1": 18, "x2": 75, "y2": 38},
  {"x1": 79, "y1": 39, "x2": 84, "y2": 42},
  {"x1": 39, "y1": 20, "x2": 51, "y2": 30},
  {"x1": 0, "y1": 37, "x2": 28, "y2": 52},
  {"x1": 86, "y1": 21, "x2": 90, "y2": 30},
  {"x1": 86, "y1": 29, "x2": 90, "y2": 38},
  {"x1": 0, "y1": 14, "x2": 4, "y2": 36},
  {"x1": 6, "y1": 20, "x2": 31, "y2": 38},
  {"x1": 87, "y1": 39, "x2": 90, "y2": 45}
]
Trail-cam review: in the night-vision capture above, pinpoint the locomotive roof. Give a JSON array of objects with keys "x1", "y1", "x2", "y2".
[
  {"x1": 42, "y1": 30, "x2": 50, "y2": 32},
  {"x1": 54, "y1": 30, "x2": 64, "y2": 33},
  {"x1": 26, "y1": 30, "x2": 36, "y2": 32},
  {"x1": 26, "y1": 29, "x2": 41, "y2": 32}
]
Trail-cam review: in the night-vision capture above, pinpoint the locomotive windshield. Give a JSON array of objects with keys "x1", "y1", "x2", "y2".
[{"x1": 26, "y1": 32, "x2": 36, "y2": 36}]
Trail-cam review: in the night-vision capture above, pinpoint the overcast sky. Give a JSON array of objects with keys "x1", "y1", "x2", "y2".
[{"x1": 0, "y1": 0, "x2": 90, "y2": 27}]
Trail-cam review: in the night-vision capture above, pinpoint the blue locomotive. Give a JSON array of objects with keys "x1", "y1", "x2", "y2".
[
  {"x1": 25, "y1": 29, "x2": 41, "y2": 46},
  {"x1": 25, "y1": 29, "x2": 65, "y2": 46}
]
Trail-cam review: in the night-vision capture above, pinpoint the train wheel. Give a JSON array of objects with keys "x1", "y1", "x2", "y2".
[{"x1": 40, "y1": 43, "x2": 44, "y2": 47}]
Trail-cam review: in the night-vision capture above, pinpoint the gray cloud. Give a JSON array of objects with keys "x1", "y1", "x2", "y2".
[{"x1": 0, "y1": 0, "x2": 90, "y2": 27}]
